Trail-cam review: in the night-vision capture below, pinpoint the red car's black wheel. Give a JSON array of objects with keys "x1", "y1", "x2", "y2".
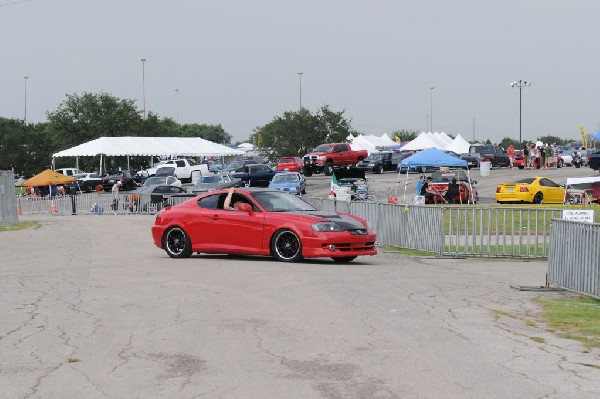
[
  {"x1": 271, "y1": 229, "x2": 303, "y2": 262},
  {"x1": 163, "y1": 227, "x2": 192, "y2": 258}
]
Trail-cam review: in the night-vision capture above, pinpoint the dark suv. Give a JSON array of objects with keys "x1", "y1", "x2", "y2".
[
  {"x1": 460, "y1": 145, "x2": 510, "y2": 168},
  {"x1": 356, "y1": 151, "x2": 404, "y2": 174}
]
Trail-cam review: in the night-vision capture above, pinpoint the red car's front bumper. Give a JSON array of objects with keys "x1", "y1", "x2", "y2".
[{"x1": 300, "y1": 231, "x2": 377, "y2": 258}]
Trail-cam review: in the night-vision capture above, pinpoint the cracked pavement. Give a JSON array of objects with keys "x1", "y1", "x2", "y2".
[{"x1": 1, "y1": 214, "x2": 599, "y2": 398}]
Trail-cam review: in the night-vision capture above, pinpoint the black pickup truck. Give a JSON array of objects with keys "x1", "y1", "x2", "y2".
[
  {"x1": 460, "y1": 145, "x2": 510, "y2": 168},
  {"x1": 355, "y1": 151, "x2": 404, "y2": 174},
  {"x1": 232, "y1": 164, "x2": 281, "y2": 187}
]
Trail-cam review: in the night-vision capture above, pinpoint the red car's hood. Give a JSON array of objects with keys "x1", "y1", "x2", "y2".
[{"x1": 293, "y1": 211, "x2": 368, "y2": 231}]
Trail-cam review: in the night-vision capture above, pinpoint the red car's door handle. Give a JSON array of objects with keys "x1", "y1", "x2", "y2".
[{"x1": 213, "y1": 214, "x2": 219, "y2": 219}]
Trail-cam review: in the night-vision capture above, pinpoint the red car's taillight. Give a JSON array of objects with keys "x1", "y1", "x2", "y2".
[
  {"x1": 496, "y1": 187, "x2": 501, "y2": 193},
  {"x1": 520, "y1": 186, "x2": 529, "y2": 192}
]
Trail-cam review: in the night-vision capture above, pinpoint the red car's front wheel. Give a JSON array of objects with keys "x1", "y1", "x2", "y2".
[
  {"x1": 163, "y1": 227, "x2": 192, "y2": 258},
  {"x1": 271, "y1": 229, "x2": 303, "y2": 262}
]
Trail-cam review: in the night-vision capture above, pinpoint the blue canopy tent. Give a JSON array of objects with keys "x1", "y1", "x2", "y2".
[
  {"x1": 400, "y1": 147, "x2": 468, "y2": 168},
  {"x1": 593, "y1": 131, "x2": 600, "y2": 140},
  {"x1": 396, "y1": 148, "x2": 470, "y2": 204}
]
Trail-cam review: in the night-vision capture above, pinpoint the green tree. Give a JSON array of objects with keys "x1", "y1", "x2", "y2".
[
  {"x1": 250, "y1": 105, "x2": 352, "y2": 163},
  {"x1": 536, "y1": 135, "x2": 566, "y2": 146},
  {"x1": 46, "y1": 92, "x2": 143, "y2": 150},
  {"x1": 179, "y1": 123, "x2": 232, "y2": 144},
  {"x1": 0, "y1": 118, "x2": 55, "y2": 176},
  {"x1": 392, "y1": 129, "x2": 418, "y2": 143},
  {"x1": 499, "y1": 137, "x2": 520, "y2": 149}
]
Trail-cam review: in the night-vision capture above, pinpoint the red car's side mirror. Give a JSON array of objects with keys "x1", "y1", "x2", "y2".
[{"x1": 236, "y1": 203, "x2": 253, "y2": 213}]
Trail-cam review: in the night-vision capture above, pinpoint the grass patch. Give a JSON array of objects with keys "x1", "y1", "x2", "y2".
[
  {"x1": 381, "y1": 245, "x2": 437, "y2": 257},
  {"x1": 530, "y1": 336, "x2": 546, "y2": 343},
  {"x1": 0, "y1": 221, "x2": 42, "y2": 232},
  {"x1": 534, "y1": 295, "x2": 600, "y2": 349},
  {"x1": 66, "y1": 357, "x2": 80, "y2": 363},
  {"x1": 442, "y1": 204, "x2": 600, "y2": 236},
  {"x1": 444, "y1": 244, "x2": 548, "y2": 257},
  {"x1": 491, "y1": 309, "x2": 519, "y2": 320}
]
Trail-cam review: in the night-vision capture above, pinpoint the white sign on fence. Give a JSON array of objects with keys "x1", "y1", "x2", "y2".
[{"x1": 561, "y1": 209, "x2": 595, "y2": 223}]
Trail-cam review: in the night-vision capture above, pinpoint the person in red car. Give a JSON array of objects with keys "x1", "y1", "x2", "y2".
[{"x1": 224, "y1": 187, "x2": 244, "y2": 210}]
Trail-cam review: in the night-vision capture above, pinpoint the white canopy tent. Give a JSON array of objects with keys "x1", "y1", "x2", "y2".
[
  {"x1": 52, "y1": 136, "x2": 244, "y2": 174},
  {"x1": 349, "y1": 133, "x2": 396, "y2": 154},
  {"x1": 433, "y1": 132, "x2": 453, "y2": 146},
  {"x1": 400, "y1": 132, "x2": 442, "y2": 151},
  {"x1": 443, "y1": 134, "x2": 471, "y2": 154}
]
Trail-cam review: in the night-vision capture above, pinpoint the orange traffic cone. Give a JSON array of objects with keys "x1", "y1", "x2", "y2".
[{"x1": 51, "y1": 200, "x2": 57, "y2": 213}]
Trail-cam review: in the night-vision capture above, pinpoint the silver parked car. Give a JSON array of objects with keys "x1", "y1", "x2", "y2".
[{"x1": 190, "y1": 172, "x2": 241, "y2": 194}]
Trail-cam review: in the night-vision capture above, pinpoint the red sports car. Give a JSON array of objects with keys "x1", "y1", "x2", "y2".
[{"x1": 152, "y1": 188, "x2": 377, "y2": 262}]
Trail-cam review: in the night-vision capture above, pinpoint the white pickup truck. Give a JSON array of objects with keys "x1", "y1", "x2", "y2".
[{"x1": 141, "y1": 159, "x2": 209, "y2": 183}]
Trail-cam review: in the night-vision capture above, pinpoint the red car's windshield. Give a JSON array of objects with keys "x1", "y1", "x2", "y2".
[{"x1": 252, "y1": 191, "x2": 316, "y2": 212}]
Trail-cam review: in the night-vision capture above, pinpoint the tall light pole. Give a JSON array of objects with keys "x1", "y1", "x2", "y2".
[
  {"x1": 24, "y1": 76, "x2": 29, "y2": 125},
  {"x1": 175, "y1": 88, "x2": 180, "y2": 123},
  {"x1": 510, "y1": 80, "x2": 531, "y2": 144},
  {"x1": 429, "y1": 86, "x2": 435, "y2": 132},
  {"x1": 141, "y1": 58, "x2": 147, "y2": 119},
  {"x1": 425, "y1": 114, "x2": 430, "y2": 133},
  {"x1": 297, "y1": 72, "x2": 303, "y2": 110}
]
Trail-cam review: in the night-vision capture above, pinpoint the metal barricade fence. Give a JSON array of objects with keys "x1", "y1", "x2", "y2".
[
  {"x1": 17, "y1": 193, "x2": 194, "y2": 216},
  {"x1": 548, "y1": 219, "x2": 600, "y2": 299},
  {"x1": 305, "y1": 198, "x2": 559, "y2": 257},
  {"x1": 442, "y1": 207, "x2": 561, "y2": 257},
  {"x1": 1, "y1": 171, "x2": 18, "y2": 224}
]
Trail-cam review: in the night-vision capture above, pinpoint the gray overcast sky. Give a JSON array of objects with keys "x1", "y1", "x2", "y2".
[{"x1": 2, "y1": 0, "x2": 599, "y2": 143}]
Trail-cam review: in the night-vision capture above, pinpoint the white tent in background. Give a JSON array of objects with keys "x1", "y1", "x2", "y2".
[
  {"x1": 349, "y1": 134, "x2": 396, "y2": 154},
  {"x1": 426, "y1": 133, "x2": 448, "y2": 148},
  {"x1": 434, "y1": 132, "x2": 453, "y2": 145},
  {"x1": 444, "y1": 134, "x2": 471, "y2": 154},
  {"x1": 401, "y1": 132, "x2": 442, "y2": 151},
  {"x1": 52, "y1": 136, "x2": 244, "y2": 174}
]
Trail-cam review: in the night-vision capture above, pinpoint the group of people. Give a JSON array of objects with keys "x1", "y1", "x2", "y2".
[
  {"x1": 506, "y1": 143, "x2": 560, "y2": 170},
  {"x1": 416, "y1": 175, "x2": 461, "y2": 204},
  {"x1": 26, "y1": 185, "x2": 66, "y2": 197}
]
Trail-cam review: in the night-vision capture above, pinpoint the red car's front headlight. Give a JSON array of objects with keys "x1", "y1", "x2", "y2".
[{"x1": 312, "y1": 222, "x2": 343, "y2": 232}]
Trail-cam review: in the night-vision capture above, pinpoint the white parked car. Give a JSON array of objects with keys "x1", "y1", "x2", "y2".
[
  {"x1": 141, "y1": 175, "x2": 182, "y2": 188},
  {"x1": 559, "y1": 152, "x2": 573, "y2": 167},
  {"x1": 55, "y1": 168, "x2": 84, "y2": 176}
]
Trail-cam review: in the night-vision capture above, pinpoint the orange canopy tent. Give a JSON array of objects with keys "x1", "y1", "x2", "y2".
[{"x1": 22, "y1": 169, "x2": 76, "y2": 187}]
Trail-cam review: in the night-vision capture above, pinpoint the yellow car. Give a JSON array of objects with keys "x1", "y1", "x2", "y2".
[{"x1": 495, "y1": 177, "x2": 565, "y2": 204}]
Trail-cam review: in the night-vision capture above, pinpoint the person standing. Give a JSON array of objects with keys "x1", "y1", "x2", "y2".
[
  {"x1": 111, "y1": 181, "x2": 121, "y2": 213},
  {"x1": 529, "y1": 144, "x2": 538, "y2": 169},
  {"x1": 523, "y1": 144, "x2": 530, "y2": 169},
  {"x1": 507, "y1": 144, "x2": 515, "y2": 169},
  {"x1": 415, "y1": 175, "x2": 425, "y2": 196},
  {"x1": 552, "y1": 144, "x2": 559, "y2": 168},
  {"x1": 540, "y1": 144, "x2": 546, "y2": 169},
  {"x1": 544, "y1": 144, "x2": 553, "y2": 168}
]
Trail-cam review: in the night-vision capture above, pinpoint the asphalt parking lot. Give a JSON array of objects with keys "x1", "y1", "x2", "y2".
[{"x1": 2, "y1": 209, "x2": 600, "y2": 398}]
